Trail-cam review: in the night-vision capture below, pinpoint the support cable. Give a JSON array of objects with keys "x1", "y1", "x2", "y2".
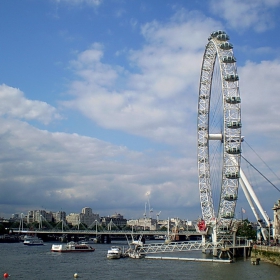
[
  {"x1": 244, "y1": 140, "x2": 280, "y2": 181},
  {"x1": 241, "y1": 155, "x2": 280, "y2": 193}
]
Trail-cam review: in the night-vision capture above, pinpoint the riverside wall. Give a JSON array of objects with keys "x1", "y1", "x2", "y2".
[{"x1": 253, "y1": 245, "x2": 280, "y2": 266}]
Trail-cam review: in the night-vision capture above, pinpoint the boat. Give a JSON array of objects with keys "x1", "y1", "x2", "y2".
[
  {"x1": 154, "y1": 235, "x2": 166, "y2": 240},
  {"x1": 79, "y1": 237, "x2": 98, "y2": 244},
  {"x1": 51, "y1": 241, "x2": 95, "y2": 253},
  {"x1": 126, "y1": 235, "x2": 145, "y2": 259},
  {"x1": 107, "y1": 246, "x2": 122, "y2": 259},
  {"x1": 128, "y1": 251, "x2": 145, "y2": 259},
  {"x1": 23, "y1": 235, "x2": 44, "y2": 246}
]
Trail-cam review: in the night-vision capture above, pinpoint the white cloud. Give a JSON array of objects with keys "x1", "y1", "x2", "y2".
[
  {"x1": 0, "y1": 84, "x2": 61, "y2": 125},
  {"x1": 209, "y1": 0, "x2": 280, "y2": 32},
  {"x1": 0, "y1": 117, "x2": 198, "y2": 218},
  {"x1": 238, "y1": 59, "x2": 280, "y2": 183},
  {"x1": 239, "y1": 59, "x2": 280, "y2": 135},
  {"x1": 54, "y1": 0, "x2": 102, "y2": 6},
  {"x1": 63, "y1": 9, "x2": 220, "y2": 146}
]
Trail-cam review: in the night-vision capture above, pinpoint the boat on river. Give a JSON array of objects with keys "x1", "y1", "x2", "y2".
[
  {"x1": 107, "y1": 246, "x2": 122, "y2": 259},
  {"x1": 23, "y1": 235, "x2": 44, "y2": 246},
  {"x1": 128, "y1": 251, "x2": 145, "y2": 259},
  {"x1": 51, "y1": 241, "x2": 95, "y2": 253},
  {"x1": 127, "y1": 235, "x2": 145, "y2": 259}
]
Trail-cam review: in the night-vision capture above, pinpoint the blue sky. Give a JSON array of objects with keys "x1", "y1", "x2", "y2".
[{"x1": 0, "y1": 0, "x2": 280, "y2": 222}]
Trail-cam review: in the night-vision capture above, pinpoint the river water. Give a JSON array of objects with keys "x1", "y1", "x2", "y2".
[{"x1": 0, "y1": 241, "x2": 279, "y2": 280}]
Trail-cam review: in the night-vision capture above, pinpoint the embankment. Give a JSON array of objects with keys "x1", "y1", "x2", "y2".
[{"x1": 253, "y1": 245, "x2": 280, "y2": 266}]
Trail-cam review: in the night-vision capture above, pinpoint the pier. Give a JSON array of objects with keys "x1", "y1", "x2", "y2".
[{"x1": 145, "y1": 256, "x2": 233, "y2": 263}]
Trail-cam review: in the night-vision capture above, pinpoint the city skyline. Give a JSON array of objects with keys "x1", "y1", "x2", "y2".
[{"x1": 0, "y1": 0, "x2": 280, "y2": 221}]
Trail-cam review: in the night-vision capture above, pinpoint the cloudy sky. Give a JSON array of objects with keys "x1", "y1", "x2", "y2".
[{"x1": 0, "y1": 0, "x2": 280, "y2": 222}]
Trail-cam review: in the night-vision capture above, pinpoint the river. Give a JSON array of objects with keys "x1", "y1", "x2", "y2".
[{"x1": 0, "y1": 241, "x2": 279, "y2": 279}]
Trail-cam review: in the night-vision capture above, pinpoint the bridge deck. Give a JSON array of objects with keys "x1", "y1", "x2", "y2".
[
  {"x1": 138, "y1": 241, "x2": 251, "y2": 254},
  {"x1": 12, "y1": 229, "x2": 201, "y2": 236}
]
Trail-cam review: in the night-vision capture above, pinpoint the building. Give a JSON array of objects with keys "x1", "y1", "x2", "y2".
[
  {"x1": 66, "y1": 213, "x2": 82, "y2": 226},
  {"x1": 273, "y1": 199, "x2": 280, "y2": 240},
  {"x1": 127, "y1": 217, "x2": 157, "y2": 230},
  {"x1": 81, "y1": 207, "x2": 99, "y2": 227},
  {"x1": 66, "y1": 207, "x2": 99, "y2": 227},
  {"x1": 101, "y1": 213, "x2": 127, "y2": 229},
  {"x1": 27, "y1": 210, "x2": 53, "y2": 224},
  {"x1": 52, "y1": 211, "x2": 66, "y2": 223}
]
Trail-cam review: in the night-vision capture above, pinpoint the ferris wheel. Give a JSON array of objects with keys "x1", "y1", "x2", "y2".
[{"x1": 197, "y1": 31, "x2": 242, "y2": 228}]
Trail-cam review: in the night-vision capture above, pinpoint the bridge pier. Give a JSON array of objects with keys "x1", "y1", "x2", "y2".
[
  {"x1": 100, "y1": 234, "x2": 111, "y2": 244},
  {"x1": 202, "y1": 235, "x2": 206, "y2": 254}
]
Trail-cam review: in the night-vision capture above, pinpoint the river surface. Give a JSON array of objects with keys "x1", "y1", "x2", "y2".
[{"x1": 0, "y1": 241, "x2": 279, "y2": 280}]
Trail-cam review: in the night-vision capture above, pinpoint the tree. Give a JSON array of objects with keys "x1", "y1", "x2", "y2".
[
  {"x1": 237, "y1": 219, "x2": 256, "y2": 240},
  {"x1": 0, "y1": 223, "x2": 6, "y2": 234}
]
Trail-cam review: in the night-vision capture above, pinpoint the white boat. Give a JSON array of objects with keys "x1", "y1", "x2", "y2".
[
  {"x1": 79, "y1": 237, "x2": 98, "y2": 244},
  {"x1": 127, "y1": 235, "x2": 145, "y2": 259},
  {"x1": 51, "y1": 241, "x2": 95, "y2": 253},
  {"x1": 23, "y1": 235, "x2": 44, "y2": 246},
  {"x1": 107, "y1": 246, "x2": 122, "y2": 259},
  {"x1": 128, "y1": 251, "x2": 145, "y2": 259}
]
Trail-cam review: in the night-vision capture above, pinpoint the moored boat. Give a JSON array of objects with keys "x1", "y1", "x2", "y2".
[
  {"x1": 127, "y1": 234, "x2": 145, "y2": 259},
  {"x1": 107, "y1": 246, "x2": 122, "y2": 259},
  {"x1": 51, "y1": 241, "x2": 95, "y2": 253},
  {"x1": 128, "y1": 251, "x2": 145, "y2": 259}
]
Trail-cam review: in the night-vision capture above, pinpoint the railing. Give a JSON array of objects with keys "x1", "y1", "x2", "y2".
[
  {"x1": 139, "y1": 240, "x2": 252, "y2": 254},
  {"x1": 255, "y1": 245, "x2": 280, "y2": 253}
]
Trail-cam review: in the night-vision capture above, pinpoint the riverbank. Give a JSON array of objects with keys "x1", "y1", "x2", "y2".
[{"x1": 253, "y1": 245, "x2": 280, "y2": 266}]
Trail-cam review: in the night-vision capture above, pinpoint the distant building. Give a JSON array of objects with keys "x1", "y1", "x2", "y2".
[
  {"x1": 127, "y1": 218, "x2": 157, "y2": 230},
  {"x1": 11, "y1": 213, "x2": 27, "y2": 224},
  {"x1": 273, "y1": 199, "x2": 280, "y2": 240},
  {"x1": 52, "y1": 211, "x2": 66, "y2": 223},
  {"x1": 66, "y1": 207, "x2": 99, "y2": 227},
  {"x1": 101, "y1": 213, "x2": 127, "y2": 229},
  {"x1": 27, "y1": 210, "x2": 53, "y2": 224},
  {"x1": 66, "y1": 213, "x2": 82, "y2": 226},
  {"x1": 11, "y1": 213, "x2": 21, "y2": 221},
  {"x1": 81, "y1": 207, "x2": 99, "y2": 227}
]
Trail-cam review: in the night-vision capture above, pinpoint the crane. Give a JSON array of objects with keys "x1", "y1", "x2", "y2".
[{"x1": 156, "y1": 211, "x2": 161, "y2": 223}]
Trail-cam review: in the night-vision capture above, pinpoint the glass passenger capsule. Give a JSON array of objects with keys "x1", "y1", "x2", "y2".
[
  {"x1": 224, "y1": 74, "x2": 239, "y2": 82},
  {"x1": 226, "y1": 96, "x2": 241, "y2": 104},
  {"x1": 222, "y1": 56, "x2": 236, "y2": 63},
  {"x1": 210, "y1": 30, "x2": 226, "y2": 38},
  {"x1": 219, "y1": 42, "x2": 233, "y2": 50},
  {"x1": 221, "y1": 212, "x2": 234, "y2": 219},
  {"x1": 225, "y1": 172, "x2": 240, "y2": 179},
  {"x1": 227, "y1": 121, "x2": 242, "y2": 129},
  {"x1": 216, "y1": 34, "x2": 230, "y2": 41},
  {"x1": 224, "y1": 194, "x2": 238, "y2": 201},
  {"x1": 226, "y1": 146, "x2": 241, "y2": 154}
]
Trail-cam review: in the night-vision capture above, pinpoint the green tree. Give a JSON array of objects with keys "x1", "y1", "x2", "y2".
[
  {"x1": 160, "y1": 226, "x2": 168, "y2": 231},
  {"x1": 0, "y1": 223, "x2": 6, "y2": 234},
  {"x1": 237, "y1": 219, "x2": 256, "y2": 240}
]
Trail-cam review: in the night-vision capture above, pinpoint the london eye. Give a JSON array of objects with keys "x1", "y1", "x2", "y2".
[{"x1": 197, "y1": 31, "x2": 242, "y2": 231}]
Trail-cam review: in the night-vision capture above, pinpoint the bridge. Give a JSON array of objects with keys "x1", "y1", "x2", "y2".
[
  {"x1": 12, "y1": 229, "x2": 202, "y2": 239},
  {"x1": 12, "y1": 228, "x2": 252, "y2": 259}
]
